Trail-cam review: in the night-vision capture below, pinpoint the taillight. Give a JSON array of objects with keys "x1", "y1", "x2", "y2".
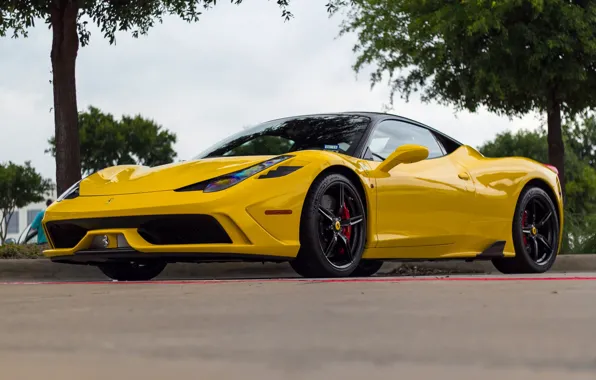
[{"x1": 544, "y1": 164, "x2": 559, "y2": 176}]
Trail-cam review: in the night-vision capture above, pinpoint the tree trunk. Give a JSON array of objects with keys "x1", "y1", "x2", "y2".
[
  {"x1": 546, "y1": 91, "x2": 566, "y2": 199},
  {"x1": 50, "y1": 0, "x2": 81, "y2": 195},
  {"x1": 0, "y1": 214, "x2": 8, "y2": 244}
]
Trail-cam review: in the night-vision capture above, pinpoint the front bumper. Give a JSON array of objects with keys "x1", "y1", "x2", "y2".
[{"x1": 42, "y1": 178, "x2": 310, "y2": 262}]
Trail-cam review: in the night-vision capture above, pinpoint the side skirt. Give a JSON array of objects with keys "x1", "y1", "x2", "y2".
[{"x1": 371, "y1": 241, "x2": 506, "y2": 263}]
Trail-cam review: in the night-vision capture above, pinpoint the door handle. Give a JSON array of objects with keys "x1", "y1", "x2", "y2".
[{"x1": 458, "y1": 172, "x2": 470, "y2": 180}]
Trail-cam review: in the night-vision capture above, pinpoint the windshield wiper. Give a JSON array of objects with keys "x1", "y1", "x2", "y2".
[{"x1": 372, "y1": 152, "x2": 386, "y2": 161}]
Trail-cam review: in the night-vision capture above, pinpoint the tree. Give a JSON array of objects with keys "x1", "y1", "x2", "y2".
[
  {"x1": 0, "y1": 0, "x2": 293, "y2": 195},
  {"x1": 329, "y1": 0, "x2": 596, "y2": 195},
  {"x1": 478, "y1": 119, "x2": 596, "y2": 253},
  {"x1": 566, "y1": 113, "x2": 596, "y2": 168},
  {"x1": 0, "y1": 161, "x2": 54, "y2": 244},
  {"x1": 46, "y1": 106, "x2": 177, "y2": 176}
]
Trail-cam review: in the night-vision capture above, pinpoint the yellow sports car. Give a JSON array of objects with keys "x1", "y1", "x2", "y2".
[{"x1": 42, "y1": 112, "x2": 563, "y2": 281}]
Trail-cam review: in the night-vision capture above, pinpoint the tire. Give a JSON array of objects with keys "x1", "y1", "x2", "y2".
[
  {"x1": 98, "y1": 261, "x2": 167, "y2": 281},
  {"x1": 492, "y1": 186, "x2": 560, "y2": 274},
  {"x1": 351, "y1": 260, "x2": 384, "y2": 277},
  {"x1": 291, "y1": 173, "x2": 367, "y2": 278}
]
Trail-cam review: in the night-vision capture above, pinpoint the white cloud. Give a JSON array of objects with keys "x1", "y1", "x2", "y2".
[{"x1": 0, "y1": 0, "x2": 541, "y2": 181}]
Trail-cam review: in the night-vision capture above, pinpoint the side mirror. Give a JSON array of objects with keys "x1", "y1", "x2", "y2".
[{"x1": 374, "y1": 144, "x2": 429, "y2": 174}]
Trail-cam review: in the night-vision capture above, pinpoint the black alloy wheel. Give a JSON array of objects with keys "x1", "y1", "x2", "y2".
[
  {"x1": 520, "y1": 196, "x2": 557, "y2": 265},
  {"x1": 290, "y1": 173, "x2": 367, "y2": 278},
  {"x1": 98, "y1": 261, "x2": 167, "y2": 281},
  {"x1": 492, "y1": 186, "x2": 559, "y2": 274}
]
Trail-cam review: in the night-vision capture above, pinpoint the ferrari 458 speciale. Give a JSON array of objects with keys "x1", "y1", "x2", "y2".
[{"x1": 42, "y1": 112, "x2": 563, "y2": 280}]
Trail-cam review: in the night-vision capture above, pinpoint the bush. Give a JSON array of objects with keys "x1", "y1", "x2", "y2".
[
  {"x1": 0, "y1": 243, "x2": 45, "y2": 259},
  {"x1": 576, "y1": 233, "x2": 596, "y2": 255}
]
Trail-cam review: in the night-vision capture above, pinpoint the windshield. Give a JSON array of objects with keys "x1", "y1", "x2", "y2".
[{"x1": 194, "y1": 114, "x2": 371, "y2": 159}]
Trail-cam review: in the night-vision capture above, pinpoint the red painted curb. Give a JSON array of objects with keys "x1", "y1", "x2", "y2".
[{"x1": 1, "y1": 275, "x2": 596, "y2": 285}]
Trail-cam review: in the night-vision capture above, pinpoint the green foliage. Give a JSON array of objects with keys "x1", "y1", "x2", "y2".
[
  {"x1": 480, "y1": 129, "x2": 548, "y2": 163},
  {"x1": 46, "y1": 106, "x2": 178, "y2": 175},
  {"x1": 329, "y1": 0, "x2": 596, "y2": 116},
  {"x1": 0, "y1": 162, "x2": 53, "y2": 244},
  {"x1": 478, "y1": 117, "x2": 596, "y2": 253},
  {"x1": 0, "y1": 242, "x2": 45, "y2": 259},
  {"x1": 566, "y1": 113, "x2": 596, "y2": 167},
  {"x1": 577, "y1": 231, "x2": 596, "y2": 254},
  {"x1": 1, "y1": 0, "x2": 296, "y2": 195},
  {"x1": 1, "y1": 1, "x2": 293, "y2": 45}
]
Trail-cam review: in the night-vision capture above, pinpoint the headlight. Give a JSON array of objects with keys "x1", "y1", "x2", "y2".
[
  {"x1": 176, "y1": 155, "x2": 300, "y2": 193},
  {"x1": 56, "y1": 180, "x2": 81, "y2": 201}
]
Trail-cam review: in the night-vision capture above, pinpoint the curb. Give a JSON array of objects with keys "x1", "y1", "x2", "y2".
[{"x1": 0, "y1": 254, "x2": 595, "y2": 281}]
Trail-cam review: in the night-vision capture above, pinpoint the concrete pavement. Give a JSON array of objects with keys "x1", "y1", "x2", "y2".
[
  {"x1": 1, "y1": 274, "x2": 596, "y2": 379},
  {"x1": 1, "y1": 254, "x2": 596, "y2": 281}
]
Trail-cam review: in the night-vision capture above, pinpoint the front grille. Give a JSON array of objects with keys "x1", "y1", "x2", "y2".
[{"x1": 45, "y1": 214, "x2": 232, "y2": 249}]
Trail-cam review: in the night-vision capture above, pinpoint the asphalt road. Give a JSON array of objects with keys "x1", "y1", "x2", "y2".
[{"x1": 1, "y1": 274, "x2": 596, "y2": 379}]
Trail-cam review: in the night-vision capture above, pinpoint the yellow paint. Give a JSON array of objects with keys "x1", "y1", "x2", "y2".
[{"x1": 42, "y1": 145, "x2": 564, "y2": 261}]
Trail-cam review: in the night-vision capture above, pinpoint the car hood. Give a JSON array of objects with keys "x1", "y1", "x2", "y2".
[{"x1": 80, "y1": 156, "x2": 276, "y2": 196}]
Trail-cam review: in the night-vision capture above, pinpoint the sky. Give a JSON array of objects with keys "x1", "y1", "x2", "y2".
[{"x1": 0, "y1": 0, "x2": 543, "y2": 182}]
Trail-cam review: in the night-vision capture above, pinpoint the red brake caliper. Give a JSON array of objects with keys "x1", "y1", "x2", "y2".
[
  {"x1": 522, "y1": 210, "x2": 528, "y2": 245},
  {"x1": 338, "y1": 203, "x2": 352, "y2": 255}
]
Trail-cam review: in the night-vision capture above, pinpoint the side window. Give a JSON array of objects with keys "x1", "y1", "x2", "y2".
[{"x1": 365, "y1": 120, "x2": 444, "y2": 161}]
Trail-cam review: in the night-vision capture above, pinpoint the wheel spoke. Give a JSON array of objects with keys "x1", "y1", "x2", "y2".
[
  {"x1": 341, "y1": 215, "x2": 363, "y2": 227},
  {"x1": 318, "y1": 207, "x2": 335, "y2": 222},
  {"x1": 324, "y1": 235, "x2": 338, "y2": 257},
  {"x1": 337, "y1": 184, "x2": 345, "y2": 214},
  {"x1": 536, "y1": 234, "x2": 552, "y2": 252},
  {"x1": 532, "y1": 200, "x2": 537, "y2": 224},
  {"x1": 536, "y1": 211, "x2": 552, "y2": 228},
  {"x1": 530, "y1": 236, "x2": 540, "y2": 260},
  {"x1": 338, "y1": 233, "x2": 353, "y2": 261}
]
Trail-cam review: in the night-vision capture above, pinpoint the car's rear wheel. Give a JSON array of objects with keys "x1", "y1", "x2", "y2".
[
  {"x1": 290, "y1": 173, "x2": 367, "y2": 278},
  {"x1": 351, "y1": 260, "x2": 384, "y2": 277},
  {"x1": 492, "y1": 186, "x2": 559, "y2": 274},
  {"x1": 98, "y1": 261, "x2": 167, "y2": 281}
]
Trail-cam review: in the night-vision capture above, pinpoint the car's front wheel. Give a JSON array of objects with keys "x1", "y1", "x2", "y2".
[
  {"x1": 291, "y1": 173, "x2": 367, "y2": 278},
  {"x1": 98, "y1": 261, "x2": 167, "y2": 281},
  {"x1": 492, "y1": 186, "x2": 560, "y2": 274}
]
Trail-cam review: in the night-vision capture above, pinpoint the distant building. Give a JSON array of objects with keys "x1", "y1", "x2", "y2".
[{"x1": 3, "y1": 191, "x2": 57, "y2": 241}]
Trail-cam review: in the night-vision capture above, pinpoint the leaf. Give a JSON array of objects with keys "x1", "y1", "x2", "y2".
[{"x1": 330, "y1": 0, "x2": 596, "y2": 116}]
